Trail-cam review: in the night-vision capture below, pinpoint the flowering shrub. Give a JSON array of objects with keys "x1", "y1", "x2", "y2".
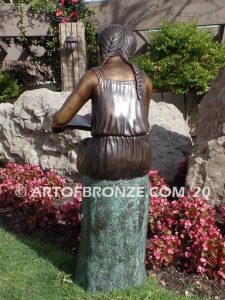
[
  {"x1": 146, "y1": 234, "x2": 181, "y2": 269},
  {"x1": 57, "y1": 183, "x2": 82, "y2": 227},
  {"x1": 0, "y1": 162, "x2": 225, "y2": 284},
  {"x1": 54, "y1": 0, "x2": 87, "y2": 23},
  {"x1": 147, "y1": 170, "x2": 225, "y2": 284},
  {"x1": 0, "y1": 162, "x2": 81, "y2": 228}
]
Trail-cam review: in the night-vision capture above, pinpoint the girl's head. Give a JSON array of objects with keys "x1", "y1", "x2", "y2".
[
  {"x1": 96, "y1": 24, "x2": 144, "y2": 101},
  {"x1": 97, "y1": 24, "x2": 137, "y2": 65}
]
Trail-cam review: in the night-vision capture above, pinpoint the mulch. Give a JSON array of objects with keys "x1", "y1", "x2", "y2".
[{"x1": 149, "y1": 266, "x2": 225, "y2": 300}]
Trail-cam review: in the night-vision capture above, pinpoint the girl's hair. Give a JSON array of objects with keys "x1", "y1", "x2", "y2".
[{"x1": 97, "y1": 24, "x2": 145, "y2": 100}]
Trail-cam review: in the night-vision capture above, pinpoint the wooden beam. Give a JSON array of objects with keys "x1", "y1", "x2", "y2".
[
  {"x1": 217, "y1": 24, "x2": 225, "y2": 42},
  {"x1": 0, "y1": 41, "x2": 8, "y2": 54},
  {"x1": 59, "y1": 22, "x2": 86, "y2": 91}
]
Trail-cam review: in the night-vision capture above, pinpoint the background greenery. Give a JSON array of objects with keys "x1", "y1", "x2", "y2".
[
  {"x1": 133, "y1": 21, "x2": 225, "y2": 96},
  {"x1": 0, "y1": 71, "x2": 21, "y2": 102},
  {"x1": 1, "y1": 5, "x2": 225, "y2": 98},
  {"x1": 0, "y1": 0, "x2": 97, "y2": 91}
]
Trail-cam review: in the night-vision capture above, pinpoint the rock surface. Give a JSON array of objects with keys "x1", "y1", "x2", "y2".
[
  {"x1": 0, "y1": 88, "x2": 192, "y2": 182},
  {"x1": 186, "y1": 68, "x2": 225, "y2": 207},
  {"x1": 0, "y1": 89, "x2": 91, "y2": 181},
  {"x1": 149, "y1": 100, "x2": 192, "y2": 182}
]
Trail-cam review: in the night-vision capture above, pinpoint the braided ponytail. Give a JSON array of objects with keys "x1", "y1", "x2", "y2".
[
  {"x1": 126, "y1": 61, "x2": 145, "y2": 101},
  {"x1": 97, "y1": 24, "x2": 145, "y2": 100}
]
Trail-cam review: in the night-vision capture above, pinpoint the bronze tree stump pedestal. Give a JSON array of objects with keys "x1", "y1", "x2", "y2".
[{"x1": 74, "y1": 174, "x2": 150, "y2": 293}]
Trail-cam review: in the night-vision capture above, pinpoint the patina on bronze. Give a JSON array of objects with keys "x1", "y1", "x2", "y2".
[{"x1": 51, "y1": 24, "x2": 153, "y2": 293}]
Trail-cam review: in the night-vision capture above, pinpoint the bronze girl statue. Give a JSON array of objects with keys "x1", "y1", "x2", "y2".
[{"x1": 52, "y1": 24, "x2": 153, "y2": 293}]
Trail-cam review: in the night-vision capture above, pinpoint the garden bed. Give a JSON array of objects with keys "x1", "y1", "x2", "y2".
[{"x1": 1, "y1": 162, "x2": 225, "y2": 299}]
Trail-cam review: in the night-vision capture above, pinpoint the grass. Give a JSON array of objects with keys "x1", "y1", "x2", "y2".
[{"x1": 0, "y1": 226, "x2": 203, "y2": 300}]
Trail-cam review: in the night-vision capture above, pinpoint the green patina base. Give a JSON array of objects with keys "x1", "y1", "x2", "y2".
[{"x1": 74, "y1": 174, "x2": 150, "y2": 293}]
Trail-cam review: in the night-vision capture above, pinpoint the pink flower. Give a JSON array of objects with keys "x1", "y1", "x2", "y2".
[
  {"x1": 200, "y1": 217, "x2": 206, "y2": 227},
  {"x1": 160, "y1": 280, "x2": 166, "y2": 286},
  {"x1": 71, "y1": 11, "x2": 78, "y2": 19},
  {"x1": 149, "y1": 170, "x2": 159, "y2": 176},
  {"x1": 200, "y1": 257, "x2": 206, "y2": 264},
  {"x1": 61, "y1": 17, "x2": 70, "y2": 23},
  {"x1": 168, "y1": 249, "x2": 174, "y2": 255},
  {"x1": 202, "y1": 243, "x2": 208, "y2": 251},
  {"x1": 56, "y1": 9, "x2": 63, "y2": 17},
  {"x1": 197, "y1": 266, "x2": 206, "y2": 274},
  {"x1": 218, "y1": 271, "x2": 225, "y2": 280},
  {"x1": 184, "y1": 220, "x2": 192, "y2": 229},
  {"x1": 155, "y1": 255, "x2": 160, "y2": 260},
  {"x1": 71, "y1": 0, "x2": 78, "y2": 4}
]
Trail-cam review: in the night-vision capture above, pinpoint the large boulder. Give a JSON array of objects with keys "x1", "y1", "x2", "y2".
[
  {"x1": 0, "y1": 88, "x2": 192, "y2": 182},
  {"x1": 149, "y1": 100, "x2": 192, "y2": 182},
  {"x1": 0, "y1": 88, "x2": 91, "y2": 181},
  {"x1": 186, "y1": 68, "x2": 225, "y2": 207}
]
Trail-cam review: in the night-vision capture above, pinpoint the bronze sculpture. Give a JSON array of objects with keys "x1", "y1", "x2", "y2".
[{"x1": 52, "y1": 24, "x2": 153, "y2": 293}]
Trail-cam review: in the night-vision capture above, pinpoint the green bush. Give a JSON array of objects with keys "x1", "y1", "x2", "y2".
[
  {"x1": 0, "y1": 72, "x2": 21, "y2": 102},
  {"x1": 133, "y1": 22, "x2": 225, "y2": 95}
]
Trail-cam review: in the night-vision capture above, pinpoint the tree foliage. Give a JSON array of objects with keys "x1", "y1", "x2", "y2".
[
  {"x1": 134, "y1": 22, "x2": 225, "y2": 95},
  {"x1": 0, "y1": 72, "x2": 22, "y2": 102}
]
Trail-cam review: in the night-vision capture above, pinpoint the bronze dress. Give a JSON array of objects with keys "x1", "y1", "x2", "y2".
[
  {"x1": 77, "y1": 67, "x2": 152, "y2": 180},
  {"x1": 74, "y1": 66, "x2": 151, "y2": 292}
]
